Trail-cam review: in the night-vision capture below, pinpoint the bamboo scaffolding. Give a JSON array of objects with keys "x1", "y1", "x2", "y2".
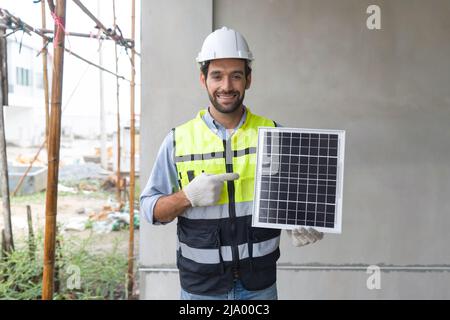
[
  {"x1": 0, "y1": 8, "x2": 46, "y2": 38},
  {"x1": 127, "y1": 0, "x2": 136, "y2": 298},
  {"x1": 42, "y1": 0, "x2": 66, "y2": 300},
  {"x1": 97, "y1": 0, "x2": 107, "y2": 171},
  {"x1": 41, "y1": 1, "x2": 50, "y2": 151},
  {"x1": 71, "y1": 0, "x2": 133, "y2": 49},
  {"x1": 0, "y1": 6, "x2": 134, "y2": 47},
  {"x1": 1, "y1": 9, "x2": 137, "y2": 83},
  {"x1": 26, "y1": 205, "x2": 36, "y2": 260},
  {"x1": 40, "y1": 28, "x2": 133, "y2": 44},
  {"x1": 0, "y1": 9, "x2": 132, "y2": 82},
  {"x1": 0, "y1": 16, "x2": 13, "y2": 254},
  {"x1": 113, "y1": 0, "x2": 121, "y2": 204}
]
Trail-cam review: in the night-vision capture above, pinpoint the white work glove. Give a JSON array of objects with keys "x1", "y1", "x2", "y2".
[
  {"x1": 287, "y1": 227, "x2": 324, "y2": 247},
  {"x1": 183, "y1": 172, "x2": 239, "y2": 207}
]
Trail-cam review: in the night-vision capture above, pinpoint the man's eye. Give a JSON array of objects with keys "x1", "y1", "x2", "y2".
[{"x1": 232, "y1": 75, "x2": 243, "y2": 80}]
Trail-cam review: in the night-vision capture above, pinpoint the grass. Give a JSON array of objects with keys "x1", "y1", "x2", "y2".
[
  {"x1": 0, "y1": 231, "x2": 130, "y2": 300},
  {"x1": 10, "y1": 185, "x2": 110, "y2": 206},
  {"x1": 2, "y1": 176, "x2": 139, "y2": 299},
  {"x1": 10, "y1": 191, "x2": 46, "y2": 205}
]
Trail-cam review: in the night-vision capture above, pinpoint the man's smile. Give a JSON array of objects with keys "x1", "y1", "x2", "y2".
[{"x1": 216, "y1": 92, "x2": 239, "y2": 104}]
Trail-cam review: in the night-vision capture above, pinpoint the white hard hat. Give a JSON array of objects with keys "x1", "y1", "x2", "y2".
[{"x1": 196, "y1": 26, "x2": 254, "y2": 63}]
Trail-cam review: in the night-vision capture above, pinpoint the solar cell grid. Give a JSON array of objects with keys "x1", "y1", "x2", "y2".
[{"x1": 253, "y1": 127, "x2": 345, "y2": 233}]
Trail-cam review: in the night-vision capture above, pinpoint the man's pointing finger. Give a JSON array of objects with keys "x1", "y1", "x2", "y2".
[{"x1": 212, "y1": 173, "x2": 240, "y2": 182}]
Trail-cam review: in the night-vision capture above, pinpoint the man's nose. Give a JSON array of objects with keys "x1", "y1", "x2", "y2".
[{"x1": 221, "y1": 76, "x2": 232, "y2": 91}]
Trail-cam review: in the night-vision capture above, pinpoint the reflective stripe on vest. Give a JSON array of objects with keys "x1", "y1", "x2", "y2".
[
  {"x1": 174, "y1": 147, "x2": 257, "y2": 164},
  {"x1": 177, "y1": 237, "x2": 280, "y2": 264},
  {"x1": 180, "y1": 201, "x2": 252, "y2": 220}
]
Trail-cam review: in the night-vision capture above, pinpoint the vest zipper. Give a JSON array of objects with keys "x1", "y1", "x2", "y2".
[{"x1": 223, "y1": 139, "x2": 239, "y2": 272}]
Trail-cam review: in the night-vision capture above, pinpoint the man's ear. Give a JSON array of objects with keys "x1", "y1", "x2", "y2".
[
  {"x1": 200, "y1": 72, "x2": 207, "y2": 89},
  {"x1": 245, "y1": 73, "x2": 252, "y2": 90}
]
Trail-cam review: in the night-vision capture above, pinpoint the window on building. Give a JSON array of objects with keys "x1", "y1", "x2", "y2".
[{"x1": 16, "y1": 67, "x2": 32, "y2": 87}]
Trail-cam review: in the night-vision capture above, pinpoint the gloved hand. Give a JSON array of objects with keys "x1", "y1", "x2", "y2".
[
  {"x1": 183, "y1": 172, "x2": 239, "y2": 207},
  {"x1": 287, "y1": 227, "x2": 324, "y2": 247}
]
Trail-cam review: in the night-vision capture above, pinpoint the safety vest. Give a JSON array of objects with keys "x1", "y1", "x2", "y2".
[{"x1": 173, "y1": 108, "x2": 281, "y2": 295}]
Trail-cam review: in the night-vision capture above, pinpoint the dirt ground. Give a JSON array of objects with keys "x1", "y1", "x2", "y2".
[
  {"x1": 1, "y1": 193, "x2": 139, "y2": 256},
  {"x1": 2, "y1": 137, "x2": 139, "y2": 256}
]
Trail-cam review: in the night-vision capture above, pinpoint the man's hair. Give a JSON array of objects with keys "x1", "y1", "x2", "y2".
[{"x1": 200, "y1": 60, "x2": 252, "y2": 80}]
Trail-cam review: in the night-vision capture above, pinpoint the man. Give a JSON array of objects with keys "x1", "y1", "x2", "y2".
[{"x1": 140, "y1": 26, "x2": 323, "y2": 300}]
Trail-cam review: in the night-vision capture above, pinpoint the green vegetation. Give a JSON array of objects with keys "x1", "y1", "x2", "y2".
[
  {"x1": 10, "y1": 177, "x2": 141, "y2": 205},
  {"x1": 0, "y1": 231, "x2": 129, "y2": 300},
  {"x1": 10, "y1": 191, "x2": 46, "y2": 205}
]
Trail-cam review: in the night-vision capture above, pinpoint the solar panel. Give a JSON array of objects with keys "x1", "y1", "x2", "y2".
[{"x1": 252, "y1": 127, "x2": 345, "y2": 233}]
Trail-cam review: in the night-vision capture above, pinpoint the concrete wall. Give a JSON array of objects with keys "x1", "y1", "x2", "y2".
[{"x1": 139, "y1": 0, "x2": 450, "y2": 299}]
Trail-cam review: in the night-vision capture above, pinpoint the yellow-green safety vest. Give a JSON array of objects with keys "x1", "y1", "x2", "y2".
[{"x1": 173, "y1": 108, "x2": 281, "y2": 295}]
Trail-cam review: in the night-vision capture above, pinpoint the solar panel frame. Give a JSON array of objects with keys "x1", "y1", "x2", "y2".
[{"x1": 252, "y1": 127, "x2": 345, "y2": 234}]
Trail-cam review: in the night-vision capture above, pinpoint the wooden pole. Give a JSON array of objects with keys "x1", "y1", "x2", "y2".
[
  {"x1": 0, "y1": 15, "x2": 14, "y2": 254},
  {"x1": 112, "y1": 0, "x2": 121, "y2": 204},
  {"x1": 42, "y1": 0, "x2": 67, "y2": 300},
  {"x1": 26, "y1": 205, "x2": 36, "y2": 260},
  {"x1": 97, "y1": 0, "x2": 107, "y2": 170},
  {"x1": 1, "y1": 229, "x2": 7, "y2": 259},
  {"x1": 41, "y1": 0, "x2": 50, "y2": 152},
  {"x1": 54, "y1": 227, "x2": 61, "y2": 295},
  {"x1": 127, "y1": 0, "x2": 136, "y2": 298}
]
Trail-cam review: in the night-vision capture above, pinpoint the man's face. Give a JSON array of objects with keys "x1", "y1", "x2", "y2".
[{"x1": 200, "y1": 59, "x2": 251, "y2": 114}]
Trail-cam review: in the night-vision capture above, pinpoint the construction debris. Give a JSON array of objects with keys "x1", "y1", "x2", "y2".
[
  {"x1": 58, "y1": 184, "x2": 77, "y2": 194},
  {"x1": 101, "y1": 174, "x2": 125, "y2": 191},
  {"x1": 90, "y1": 210, "x2": 139, "y2": 234},
  {"x1": 76, "y1": 208, "x2": 86, "y2": 214},
  {"x1": 61, "y1": 201, "x2": 139, "y2": 234},
  {"x1": 88, "y1": 205, "x2": 111, "y2": 221},
  {"x1": 63, "y1": 217, "x2": 88, "y2": 232},
  {"x1": 78, "y1": 181, "x2": 98, "y2": 192},
  {"x1": 15, "y1": 153, "x2": 46, "y2": 166}
]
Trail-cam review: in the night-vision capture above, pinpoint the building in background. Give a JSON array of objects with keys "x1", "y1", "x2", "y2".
[{"x1": 4, "y1": 39, "x2": 50, "y2": 147}]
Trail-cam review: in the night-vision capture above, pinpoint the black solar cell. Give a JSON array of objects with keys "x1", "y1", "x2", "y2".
[{"x1": 253, "y1": 128, "x2": 344, "y2": 233}]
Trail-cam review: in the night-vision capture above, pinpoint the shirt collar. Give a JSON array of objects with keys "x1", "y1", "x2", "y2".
[{"x1": 203, "y1": 106, "x2": 248, "y2": 132}]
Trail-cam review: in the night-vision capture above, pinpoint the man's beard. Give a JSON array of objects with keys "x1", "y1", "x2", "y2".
[{"x1": 208, "y1": 90, "x2": 245, "y2": 114}]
